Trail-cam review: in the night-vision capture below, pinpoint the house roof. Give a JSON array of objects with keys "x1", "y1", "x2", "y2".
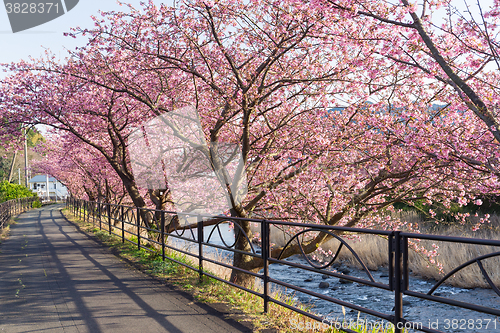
[{"x1": 29, "y1": 175, "x2": 58, "y2": 183}]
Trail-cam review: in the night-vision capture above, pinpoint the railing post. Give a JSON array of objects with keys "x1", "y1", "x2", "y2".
[
  {"x1": 161, "y1": 211, "x2": 165, "y2": 261},
  {"x1": 403, "y1": 236, "x2": 409, "y2": 292},
  {"x1": 137, "y1": 207, "x2": 141, "y2": 250},
  {"x1": 393, "y1": 231, "x2": 403, "y2": 333},
  {"x1": 108, "y1": 204, "x2": 112, "y2": 235},
  {"x1": 197, "y1": 215, "x2": 204, "y2": 283},
  {"x1": 121, "y1": 205, "x2": 125, "y2": 243},
  {"x1": 261, "y1": 219, "x2": 270, "y2": 313},
  {"x1": 99, "y1": 201, "x2": 102, "y2": 230}
]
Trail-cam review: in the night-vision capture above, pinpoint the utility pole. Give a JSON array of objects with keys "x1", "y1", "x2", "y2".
[
  {"x1": 18, "y1": 168, "x2": 20, "y2": 185},
  {"x1": 8, "y1": 150, "x2": 17, "y2": 183},
  {"x1": 24, "y1": 128, "x2": 29, "y2": 188},
  {"x1": 46, "y1": 174, "x2": 50, "y2": 201}
]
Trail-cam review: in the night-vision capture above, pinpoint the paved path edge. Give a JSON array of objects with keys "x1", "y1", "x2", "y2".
[{"x1": 58, "y1": 206, "x2": 267, "y2": 333}]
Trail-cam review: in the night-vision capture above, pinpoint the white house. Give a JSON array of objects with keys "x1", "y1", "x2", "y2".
[{"x1": 29, "y1": 175, "x2": 69, "y2": 201}]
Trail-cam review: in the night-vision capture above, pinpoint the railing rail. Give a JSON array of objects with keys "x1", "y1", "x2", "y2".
[
  {"x1": 0, "y1": 197, "x2": 37, "y2": 230},
  {"x1": 67, "y1": 197, "x2": 500, "y2": 333}
]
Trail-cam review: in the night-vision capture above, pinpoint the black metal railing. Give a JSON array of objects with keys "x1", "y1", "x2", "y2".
[
  {"x1": 67, "y1": 197, "x2": 500, "y2": 333},
  {"x1": 0, "y1": 197, "x2": 37, "y2": 229}
]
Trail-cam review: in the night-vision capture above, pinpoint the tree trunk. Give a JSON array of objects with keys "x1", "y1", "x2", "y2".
[{"x1": 229, "y1": 220, "x2": 258, "y2": 289}]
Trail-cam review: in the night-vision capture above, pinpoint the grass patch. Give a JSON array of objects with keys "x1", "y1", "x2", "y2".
[
  {"x1": 62, "y1": 207, "x2": 397, "y2": 333},
  {"x1": 0, "y1": 218, "x2": 18, "y2": 244}
]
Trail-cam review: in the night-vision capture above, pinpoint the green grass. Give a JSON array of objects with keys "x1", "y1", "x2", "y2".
[{"x1": 62, "y1": 207, "x2": 399, "y2": 333}]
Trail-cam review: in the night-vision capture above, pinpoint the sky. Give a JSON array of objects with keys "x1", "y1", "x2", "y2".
[{"x1": 0, "y1": 0, "x2": 173, "y2": 78}]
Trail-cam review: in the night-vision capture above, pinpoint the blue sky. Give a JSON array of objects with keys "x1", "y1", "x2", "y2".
[{"x1": 0, "y1": 1, "x2": 173, "y2": 78}]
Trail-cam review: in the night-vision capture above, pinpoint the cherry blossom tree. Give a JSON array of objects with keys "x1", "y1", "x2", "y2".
[
  {"x1": 0, "y1": 59, "x2": 165, "y2": 208},
  {"x1": 311, "y1": 0, "x2": 500, "y2": 156},
  {"x1": 32, "y1": 134, "x2": 130, "y2": 204},
  {"x1": 60, "y1": 0, "x2": 412, "y2": 284},
  {"x1": 1, "y1": 0, "x2": 499, "y2": 287}
]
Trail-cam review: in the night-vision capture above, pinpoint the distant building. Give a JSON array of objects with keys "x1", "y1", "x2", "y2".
[{"x1": 29, "y1": 175, "x2": 68, "y2": 200}]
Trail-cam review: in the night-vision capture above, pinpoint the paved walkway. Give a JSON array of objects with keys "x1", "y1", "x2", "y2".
[{"x1": 0, "y1": 205, "x2": 252, "y2": 333}]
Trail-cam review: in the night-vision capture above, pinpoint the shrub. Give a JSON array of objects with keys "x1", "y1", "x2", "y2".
[{"x1": 0, "y1": 181, "x2": 36, "y2": 203}]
